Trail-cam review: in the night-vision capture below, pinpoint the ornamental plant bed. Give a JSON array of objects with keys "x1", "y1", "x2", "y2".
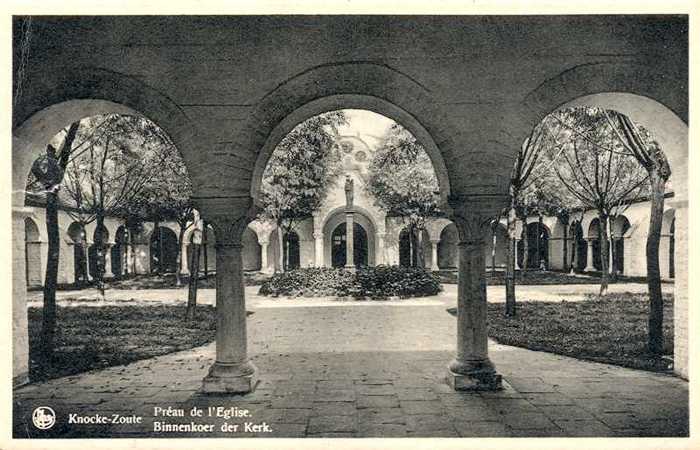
[
  {"x1": 485, "y1": 293, "x2": 674, "y2": 372},
  {"x1": 258, "y1": 265, "x2": 442, "y2": 299},
  {"x1": 27, "y1": 305, "x2": 217, "y2": 382}
]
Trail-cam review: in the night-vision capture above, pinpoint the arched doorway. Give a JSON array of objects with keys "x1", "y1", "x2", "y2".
[
  {"x1": 526, "y1": 222, "x2": 549, "y2": 270},
  {"x1": 67, "y1": 222, "x2": 88, "y2": 285},
  {"x1": 331, "y1": 222, "x2": 368, "y2": 268},
  {"x1": 283, "y1": 231, "x2": 301, "y2": 270},
  {"x1": 112, "y1": 226, "x2": 127, "y2": 278},
  {"x1": 669, "y1": 218, "x2": 675, "y2": 279},
  {"x1": 588, "y1": 219, "x2": 603, "y2": 271},
  {"x1": 89, "y1": 225, "x2": 109, "y2": 279},
  {"x1": 437, "y1": 223, "x2": 459, "y2": 269},
  {"x1": 150, "y1": 226, "x2": 178, "y2": 273},
  {"x1": 612, "y1": 215, "x2": 631, "y2": 275},
  {"x1": 570, "y1": 221, "x2": 587, "y2": 272},
  {"x1": 24, "y1": 218, "x2": 42, "y2": 288}
]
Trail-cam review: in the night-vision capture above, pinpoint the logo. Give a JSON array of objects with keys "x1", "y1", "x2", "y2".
[{"x1": 32, "y1": 406, "x2": 56, "y2": 430}]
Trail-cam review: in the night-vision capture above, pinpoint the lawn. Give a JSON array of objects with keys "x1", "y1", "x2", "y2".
[
  {"x1": 486, "y1": 293, "x2": 674, "y2": 372},
  {"x1": 437, "y1": 269, "x2": 667, "y2": 286},
  {"x1": 27, "y1": 305, "x2": 217, "y2": 382}
]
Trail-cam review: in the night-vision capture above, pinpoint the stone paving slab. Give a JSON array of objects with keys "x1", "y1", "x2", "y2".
[{"x1": 13, "y1": 303, "x2": 688, "y2": 438}]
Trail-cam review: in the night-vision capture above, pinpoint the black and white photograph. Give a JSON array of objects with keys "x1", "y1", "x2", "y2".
[{"x1": 5, "y1": 3, "x2": 696, "y2": 447}]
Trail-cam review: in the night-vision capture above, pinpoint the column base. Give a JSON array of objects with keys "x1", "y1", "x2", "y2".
[
  {"x1": 446, "y1": 360, "x2": 502, "y2": 391},
  {"x1": 344, "y1": 265, "x2": 356, "y2": 272},
  {"x1": 201, "y1": 361, "x2": 258, "y2": 394}
]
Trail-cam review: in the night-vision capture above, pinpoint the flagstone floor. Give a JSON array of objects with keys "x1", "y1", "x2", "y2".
[{"x1": 14, "y1": 300, "x2": 687, "y2": 439}]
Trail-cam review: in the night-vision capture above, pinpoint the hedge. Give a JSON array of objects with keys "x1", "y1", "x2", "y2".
[{"x1": 258, "y1": 265, "x2": 442, "y2": 299}]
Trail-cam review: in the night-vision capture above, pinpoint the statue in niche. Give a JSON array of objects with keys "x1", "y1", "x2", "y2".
[{"x1": 344, "y1": 174, "x2": 354, "y2": 208}]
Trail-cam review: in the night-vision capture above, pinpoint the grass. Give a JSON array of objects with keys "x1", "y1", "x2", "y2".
[
  {"x1": 486, "y1": 292, "x2": 674, "y2": 372},
  {"x1": 437, "y1": 269, "x2": 669, "y2": 286},
  {"x1": 27, "y1": 305, "x2": 217, "y2": 382}
]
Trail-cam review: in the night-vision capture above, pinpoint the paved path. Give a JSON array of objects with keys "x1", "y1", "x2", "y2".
[
  {"x1": 14, "y1": 300, "x2": 687, "y2": 438},
  {"x1": 26, "y1": 282, "x2": 673, "y2": 308}
]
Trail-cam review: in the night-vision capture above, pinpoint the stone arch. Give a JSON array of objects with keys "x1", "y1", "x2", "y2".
[
  {"x1": 247, "y1": 63, "x2": 454, "y2": 205},
  {"x1": 13, "y1": 68, "x2": 203, "y2": 209},
  {"x1": 24, "y1": 217, "x2": 43, "y2": 288},
  {"x1": 322, "y1": 207, "x2": 376, "y2": 268},
  {"x1": 518, "y1": 222, "x2": 551, "y2": 270}
]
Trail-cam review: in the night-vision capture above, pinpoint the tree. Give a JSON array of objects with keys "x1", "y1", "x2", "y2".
[
  {"x1": 260, "y1": 111, "x2": 347, "y2": 272},
  {"x1": 29, "y1": 122, "x2": 80, "y2": 360},
  {"x1": 367, "y1": 123, "x2": 440, "y2": 268},
  {"x1": 61, "y1": 114, "x2": 178, "y2": 294},
  {"x1": 606, "y1": 111, "x2": 671, "y2": 355},
  {"x1": 535, "y1": 107, "x2": 650, "y2": 295},
  {"x1": 127, "y1": 139, "x2": 194, "y2": 286}
]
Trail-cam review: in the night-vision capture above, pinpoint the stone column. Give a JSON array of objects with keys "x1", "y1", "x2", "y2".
[
  {"x1": 584, "y1": 239, "x2": 596, "y2": 272},
  {"x1": 446, "y1": 196, "x2": 502, "y2": 391},
  {"x1": 430, "y1": 239, "x2": 440, "y2": 271},
  {"x1": 345, "y1": 211, "x2": 355, "y2": 269},
  {"x1": 313, "y1": 232, "x2": 324, "y2": 267},
  {"x1": 259, "y1": 239, "x2": 269, "y2": 273},
  {"x1": 197, "y1": 197, "x2": 258, "y2": 394}
]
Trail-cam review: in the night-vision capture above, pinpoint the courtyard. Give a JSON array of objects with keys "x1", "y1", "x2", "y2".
[{"x1": 14, "y1": 287, "x2": 688, "y2": 438}]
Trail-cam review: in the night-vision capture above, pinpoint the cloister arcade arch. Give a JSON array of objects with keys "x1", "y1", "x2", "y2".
[
  {"x1": 24, "y1": 218, "x2": 42, "y2": 289},
  {"x1": 12, "y1": 16, "x2": 687, "y2": 390}
]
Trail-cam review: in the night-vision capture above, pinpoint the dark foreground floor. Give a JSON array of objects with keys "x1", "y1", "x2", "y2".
[{"x1": 14, "y1": 303, "x2": 688, "y2": 438}]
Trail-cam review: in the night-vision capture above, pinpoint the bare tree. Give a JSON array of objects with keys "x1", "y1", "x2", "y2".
[{"x1": 606, "y1": 111, "x2": 671, "y2": 354}]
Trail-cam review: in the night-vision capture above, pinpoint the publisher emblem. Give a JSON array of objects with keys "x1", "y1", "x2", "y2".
[{"x1": 32, "y1": 406, "x2": 56, "y2": 430}]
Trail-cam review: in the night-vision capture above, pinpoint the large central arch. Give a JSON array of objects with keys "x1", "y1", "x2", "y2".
[{"x1": 247, "y1": 63, "x2": 454, "y2": 207}]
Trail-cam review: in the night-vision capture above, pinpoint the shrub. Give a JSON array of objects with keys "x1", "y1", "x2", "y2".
[{"x1": 258, "y1": 265, "x2": 442, "y2": 299}]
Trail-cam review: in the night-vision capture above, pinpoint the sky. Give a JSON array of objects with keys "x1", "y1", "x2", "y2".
[{"x1": 335, "y1": 109, "x2": 396, "y2": 147}]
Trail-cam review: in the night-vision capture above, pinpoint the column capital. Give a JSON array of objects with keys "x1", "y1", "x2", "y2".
[
  {"x1": 193, "y1": 196, "x2": 258, "y2": 248},
  {"x1": 313, "y1": 231, "x2": 323, "y2": 240},
  {"x1": 447, "y1": 194, "x2": 507, "y2": 244}
]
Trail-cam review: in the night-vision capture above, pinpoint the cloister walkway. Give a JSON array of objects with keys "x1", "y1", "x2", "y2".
[{"x1": 14, "y1": 296, "x2": 687, "y2": 438}]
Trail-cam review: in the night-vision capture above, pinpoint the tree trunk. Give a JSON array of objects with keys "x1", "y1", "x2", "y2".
[
  {"x1": 647, "y1": 173, "x2": 666, "y2": 354},
  {"x1": 535, "y1": 215, "x2": 542, "y2": 269},
  {"x1": 40, "y1": 191, "x2": 60, "y2": 360},
  {"x1": 175, "y1": 224, "x2": 185, "y2": 287},
  {"x1": 202, "y1": 220, "x2": 208, "y2": 279},
  {"x1": 562, "y1": 219, "x2": 569, "y2": 273},
  {"x1": 505, "y1": 208, "x2": 517, "y2": 317},
  {"x1": 277, "y1": 225, "x2": 285, "y2": 273},
  {"x1": 521, "y1": 216, "x2": 529, "y2": 271},
  {"x1": 185, "y1": 242, "x2": 201, "y2": 321},
  {"x1": 415, "y1": 226, "x2": 425, "y2": 268},
  {"x1": 94, "y1": 213, "x2": 106, "y2": 297},
  {"x1": 491, "y1": 226, "x2": 497, "y2": 273},
  {"x1": 598, "y1": 212, "x2": 610, "y2": 296}
]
